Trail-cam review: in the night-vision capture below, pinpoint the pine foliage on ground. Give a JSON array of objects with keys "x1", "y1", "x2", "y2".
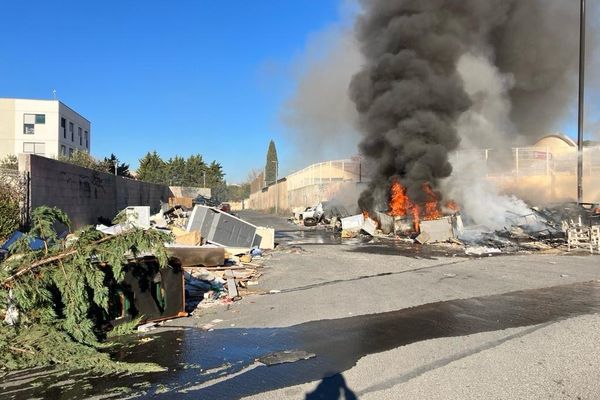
[{"x1": 0, "y1": 206, "x2": 170, "y2": 373}]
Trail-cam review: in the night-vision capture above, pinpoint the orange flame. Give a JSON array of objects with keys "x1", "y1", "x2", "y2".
[
  {"x1": 412, "y1": 204, "x2": 421, "y2": 232},
  {"x1": 445, "y1": 200, "x2": 460, "y2": 213},
  {"x1": 388, "y1": 180, "x2": 444, "y2": 232},
  {"x1": 389, "y1": 180, "x2": 411, "y2": 217},
  {"x1": 422, "y1": 183, "x2": 442, "y2": 221}
]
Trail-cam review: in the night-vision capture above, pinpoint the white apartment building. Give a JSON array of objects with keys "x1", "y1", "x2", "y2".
[{"x1": 0, "y1": 98, "x2": 91, "y2": 160}]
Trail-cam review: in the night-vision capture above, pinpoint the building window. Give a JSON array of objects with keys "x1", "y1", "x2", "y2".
[
  {"x1": 23, "y1": 114, "x2": 36, "y2": 134},
  {"x1": 69, "y1": 148, "x2": 74, "y2": 158},
  {"x1": 84, "y1": 131, "x2": 89, "y2": 148},
  {"x1": 23, "y1": 124, "x2": 35, "y2": 134},
  {"x1": 69, "y1": 122, "x2": 74, "y2": 141},
  {"x1": 23, "y1": 114, "x2": 45, "y2": 134},
  {"x1": 78, "y1": 127, "x2": 82, "y2": 146},
  {"x1": 23, "y1": 142, "x2": 45, "y2": 155},
  {"x1": 60, "y1": 145, "x2": 66, "y2": 156},
  {"x1": 61, "y1": 118, "x2": 66, "y2": 139}
]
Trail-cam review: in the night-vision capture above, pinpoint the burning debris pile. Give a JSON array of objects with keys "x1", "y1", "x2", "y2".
[
  {"x1": 325, "y1": 181, "x2": 600, "y2": 255},
  {"x1": 348, "y1": 0, "x2": 583, "y2": 246}
]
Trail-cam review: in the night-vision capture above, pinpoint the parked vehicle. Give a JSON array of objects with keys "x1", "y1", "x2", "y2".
[{"x1": 218, "y1": 202, "x2": 232, "y2": 214}]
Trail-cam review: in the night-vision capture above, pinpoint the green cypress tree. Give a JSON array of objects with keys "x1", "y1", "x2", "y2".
[
  {"x1": 264, "y1": 140, "x2": 278, "y2": 186},
  {"x1": 137, "y1": 151, "x2": 166, "y2": 184}
]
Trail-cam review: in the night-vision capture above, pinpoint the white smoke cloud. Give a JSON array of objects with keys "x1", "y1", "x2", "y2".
[{"x1": 442, "y1": 52, "x2": 534, "y2": 230}]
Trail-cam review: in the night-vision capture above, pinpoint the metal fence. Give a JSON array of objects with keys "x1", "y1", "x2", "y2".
[
  {"x1": 451, "y1": 146, "x2": 600, "y2": 178},
  {"x1": 286, "y1": 159, "x2": 362, "y2": 191}
]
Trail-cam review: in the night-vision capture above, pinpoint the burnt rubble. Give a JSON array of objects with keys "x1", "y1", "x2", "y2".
[{"x1": 291, "y1": 200, "x2": 600, "y2": 255}]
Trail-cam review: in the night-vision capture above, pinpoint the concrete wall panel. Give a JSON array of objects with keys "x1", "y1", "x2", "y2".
[{"x1": 20, "y1": 154, "x2": 171, "y2": 229}]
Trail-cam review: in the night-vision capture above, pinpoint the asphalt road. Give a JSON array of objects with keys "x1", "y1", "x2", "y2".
[
  {"x1": 5, "y1": 210, "x2": 599, "y2": 400},
  {"x1": 187, "y1": 210, "x2": 600, "y2": 400}
]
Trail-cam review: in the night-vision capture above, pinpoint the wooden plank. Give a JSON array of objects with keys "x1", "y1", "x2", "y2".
[
  {"x1": 226, "y1": 270, "x2": 239, "y2": 299},
  {"x1": 241, "y1": 262, "x2": 262, "y2": 268},
  {"x1": 174, "y1": 231, "x2": 201, "y2": 246},
  {"x1": 199, "y1": 265, "x2": 252, "y2": 271}
]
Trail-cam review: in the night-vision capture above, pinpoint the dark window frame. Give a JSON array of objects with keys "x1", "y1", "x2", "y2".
[
  {"x1": 61, "y1": 118, "x2": 66, "y2": 139},
  {"x1": 23, "y1": 124, "x2": 35, "y2": 135}
]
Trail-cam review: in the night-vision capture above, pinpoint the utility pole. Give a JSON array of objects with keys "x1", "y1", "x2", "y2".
[
  {"x1": 114, "y1": 157, "x2": 118, "y2": 176},
  {"x1": 577, "y1": 0, "x2": 586, "y2": 204},
  {"x1": 273, "y1": 160, "x2": 279, "y2": 214}
]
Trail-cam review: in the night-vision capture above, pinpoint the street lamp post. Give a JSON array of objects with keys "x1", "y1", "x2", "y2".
[
  {"x1": 272, "y1": 160, "x2": 279, "y2": 214},
  {"x1": 577, "y1": 0, "x2": 586, "y2": 204}
]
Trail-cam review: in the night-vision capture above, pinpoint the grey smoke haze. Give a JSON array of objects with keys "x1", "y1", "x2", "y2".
[
  {"x1": 281, "y1": 3, "x2": 363, "y2": 166},
  {"x1": 351, "y1": 0, "x2": 583, "y2": 212}
]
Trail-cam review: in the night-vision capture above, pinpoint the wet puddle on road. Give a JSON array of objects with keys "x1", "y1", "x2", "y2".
[
  {"x1": 275, "y1": 228, "x2": 471, "y2": 259},
  {"x1": 3, "y1": 281, "x2": 600, "y2": 399}
]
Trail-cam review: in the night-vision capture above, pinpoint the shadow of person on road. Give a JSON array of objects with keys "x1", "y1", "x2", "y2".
[{"x1": 305, "y1": 373, "x2": 358, "y2": 400}]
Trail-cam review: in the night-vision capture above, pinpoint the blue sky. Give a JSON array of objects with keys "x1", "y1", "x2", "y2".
[
  {"x1": 0, "y1": 0, "x2": 343, "y2": 182},
  {"x1": 1, "y1": 1, "x2": 598, "y2": 183}
]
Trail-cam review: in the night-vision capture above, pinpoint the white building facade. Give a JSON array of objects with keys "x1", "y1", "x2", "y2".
[{"x1": 0, "y1": 98, "x2": 91, "y2": 160}]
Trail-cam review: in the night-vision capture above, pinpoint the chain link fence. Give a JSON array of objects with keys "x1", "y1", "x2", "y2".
[{"x1": 452, "y1": 146, "x2": 600, "y2": 178}]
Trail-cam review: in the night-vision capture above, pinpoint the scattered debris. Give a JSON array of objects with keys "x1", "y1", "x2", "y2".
[
  {"x1": 167, "y1": 244, "x2": 226, "y2": 267},
  {"x1": 0, "y1": 206, "x2": 169, "y2": 373},
  {"x1": 255, "y1": 226, "x2": 275, "y2": 250},
  {"x1": 187, "y1": 205, "x2": 260, "y2": 248},
  {"x1": 137, "y1": 322, "x2": 157, "y2": 332},
  {"x1": 0, "y1": 202, "x2": 274, "y2": 373},
  {"x1": 257, "y1": 350, "x2": 316, "y2": 366},
  {"x1": 225, "y1": 269, "x2": 240, "y2": 300},
  {"x1": 419, "y1": 216, "x2": 458, "y2": 243},
  {"x1": 465, "y1": 246, "x2": 502, "y2": 256}
]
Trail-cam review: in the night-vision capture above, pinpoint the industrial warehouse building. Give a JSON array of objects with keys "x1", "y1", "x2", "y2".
[{"x1": 0, "y1": 98, "x2": 91, "y2": 160}]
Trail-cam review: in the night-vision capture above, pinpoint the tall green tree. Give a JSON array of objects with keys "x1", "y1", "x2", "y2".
[
  {"x1": 59, "y1": 150, "x2": 99, "y2": 170},
  {"x1": 183, "y1": 154, "x2": 207, "y2": 187},
  {"x1": 98, "y1": 154, "x2": 132, "y2": 178},
  {"x1": 264, "y1": 140, "x2": 278, "y2": 186},
  {"x1": 137, "y1": 151, "x2": 166, "y2": 184},
  {"x1": 206, "y1": 161, "x2": 225, "y2": 187},
  {"x1": 0, "y1": 155, "x2": 18, "y2": 170},
  {"x1": 226, "y1": 184, "x2": 250, "y2": 202},
  {"x1": 165, "y1": 156, "x2": 187, "y2": 185}
]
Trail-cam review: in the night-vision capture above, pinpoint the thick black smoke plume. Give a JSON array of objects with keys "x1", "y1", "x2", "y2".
[{"x1": 350, "y1": 0, "x2": 580, "y2": 211}]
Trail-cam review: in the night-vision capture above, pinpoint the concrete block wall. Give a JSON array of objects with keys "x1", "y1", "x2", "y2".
[
  {"x1": 247, "y1": 180, "x2": 288, "y2": 212},
  {"x1": 20, "y1": 154, "x2": 172, "y2": 229}
]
